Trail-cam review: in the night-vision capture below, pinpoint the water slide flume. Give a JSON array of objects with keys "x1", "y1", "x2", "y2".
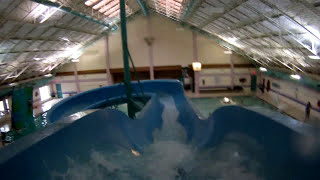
[{"x1": 1, "y1": 80, "x2": 320, "y2": 179}]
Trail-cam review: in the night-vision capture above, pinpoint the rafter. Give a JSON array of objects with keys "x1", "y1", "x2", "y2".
[{"x1": 198, "y1": 0, "x2": 249, "y2": 28}]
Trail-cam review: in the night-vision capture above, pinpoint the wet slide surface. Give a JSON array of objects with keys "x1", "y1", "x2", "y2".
[{"x1": 1, "y1": 80, "x2": 320, "y2": 180}]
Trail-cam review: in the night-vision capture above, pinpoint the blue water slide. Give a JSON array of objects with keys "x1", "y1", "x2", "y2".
[{"x1": 0, "y1": 80, "x2": 320, "y2": 180}]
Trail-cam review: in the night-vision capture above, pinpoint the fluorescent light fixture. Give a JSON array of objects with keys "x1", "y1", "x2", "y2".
[
  {"x1": 40, "y1": 6, "x2": 61, "y2": 23},
  {"x1": 61, "y1": 37, "x2": 70, "y2": 42},
  {"x1": 308, "y1": 55, "x2": 320, "y2": 60},
  {"x1": 85, "y1": 0, "x2": 99, "y2": 6},
  {"x1": 223, "y1": 97, "x2": 230, "y2": 103},
  {"x1": 192, "y1": 62, "x2": 202, "y2": 71},
  {"x1": 44, "y1": 74, "x2": 52, "y2": 77},
  {"x1": 226, "y1": 37, "x2": 238, "y2": 44},
  {"x1": 224, "y1": 50, "x2": 232, "y2": 54},
  {"x1": 290, "y1": 74, "x2": 301, "y2": 80},
  {"x1": 259, "y1": 67, "x2": 267, "y2": 72},
  {"x1": 71, "y1": 59, "x2": 79, "y2": 62},
  {"x1": 9, "y1": 83, "x2": 17, "y2": 86},
  {"x1": 33, "y1": 57, "x2": 43, "y2": 61}
]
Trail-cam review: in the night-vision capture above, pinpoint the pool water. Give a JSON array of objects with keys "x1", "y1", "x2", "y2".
[
  {"x1": 50, "y1": 95, "x2": 267, "y2": 180},
  {"x1": 190, "y1": 96, "x2": 276, "y2": 118}
]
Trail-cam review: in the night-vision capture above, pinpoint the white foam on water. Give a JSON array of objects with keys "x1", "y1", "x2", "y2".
[{"x1": 51, "y1": 95, "x2": 265, "y2": 180}]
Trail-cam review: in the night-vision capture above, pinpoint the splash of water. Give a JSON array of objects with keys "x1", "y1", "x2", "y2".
[{"x1": 51, "y1": 95, "x2": 265, "y2": 180}]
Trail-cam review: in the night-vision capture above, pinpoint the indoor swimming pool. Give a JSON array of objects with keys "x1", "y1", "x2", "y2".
[
  {"x1": 1, "y1": 80, "x2": 320, "y2": 180},
  {"x1": 190, "y1": 96, "x2": 276, "y2": 118}
]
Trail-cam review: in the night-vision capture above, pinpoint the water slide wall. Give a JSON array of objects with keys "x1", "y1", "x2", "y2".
[{"x1": 0, "y1": 80, "x2": 320, "y2": 179}]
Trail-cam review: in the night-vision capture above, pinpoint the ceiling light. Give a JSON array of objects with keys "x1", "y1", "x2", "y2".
[
  {"x1": 85, "y1": 0, "x2": 99, "y2": 6},
  {"x1": 9, "y1": 83, "x2": 17, "y2": 86},
  {"x1": 61, "y1": 37, "x2": 70, "y2": 42},
  {"x1": 223, "y1": 97, "x2": 230, "y2": 103},
  {"x1": 71, "y1": 59, "x2": 79, "y2": 62},
  {"x1": 44, "y1": 74, "x2": 52, "y2": 77},
  {"x1": 192, "y1": 62, "x2": 202, "y2": 72},
  {"x1": 39, "y1": 6, "x2": 61, "y2": 23},
  {"x1": 224, "y1": 50, "x2": 232, "y2": 54},
  {"x1": 290, "y1": 74, "x2": 301, "y2": 80},
  {"x1": 259, "y1": 67, "x2": 267, "y2": 72},
  {"x1": 33, "y1": 57, "x2": 44, "y2": 61},
  {"x1": 308, "y1": 55, "x2": 320, "y2": 60}
]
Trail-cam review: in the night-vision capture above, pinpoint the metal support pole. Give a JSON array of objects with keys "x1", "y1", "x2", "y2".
[
  {"x1": 192, "y1": 31, "x2": 200, "y2": 95},
  {"x1": 120, "y1": 0, "x2": 134, "y2": 118},
  {"x1": 73, "y1": 63, "x2": 80, "y2": 93},
  {"x1": 230, "y1": 54, "x2": 235, "y2": 89},
  {"x1": 194, "y1": 71, "x2": 200, "y2": 95},
  {"x1": 147, "y1": 17, "x2": 154, "y2": 80},
  {"x1": 12, "y1": 87, "x2": 34, "y2": 130},
  {"x1": 192, "y1": 31, "x2": 198, "y2": 61},
  {"x1": 105, "y1": 36, "x2": 113, "y2": 85}
]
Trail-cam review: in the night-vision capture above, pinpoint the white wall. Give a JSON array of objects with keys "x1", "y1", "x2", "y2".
[
  {"x1": 58, "y1": 13, "x2": 250, "y2": 72},
  {"x1": 55, "y1": 13, "x2": 252, "y2": 93},
  {"x1": 256, "y1": 74, "x2": 320, "y2": 120}
]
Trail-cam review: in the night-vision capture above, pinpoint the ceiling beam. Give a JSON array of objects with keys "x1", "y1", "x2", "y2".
[
  {"x1": 198, "y1": 0, "x2": 249, "y2": 28},
  {"x1": 181, "y1": 0, "x2": 202, "y2": 22},
  {"x1": 0, "y1": 49, "x2": 66, "y2": 54},
  {"x1": 259, "y1": 0, "x2": 320, "y2": 42},
  {"x1": 31, "y1": 0, "x2": 110, "y2": 27},
  {"x1": 216, "y1": 13, "x2": 282, "y2": 34},
  {"x1": 0, "y1": 36, "x2": 81, "y2": 44},
  {"x1": 249, "y1": 45, "x2": 304, "y2": 50},
  {"x1": 136, "y1": 0, "x2": 149, "y2": 16},
  {"x1": 239, "y1": 32, "x2": 305, "y2": 40}
]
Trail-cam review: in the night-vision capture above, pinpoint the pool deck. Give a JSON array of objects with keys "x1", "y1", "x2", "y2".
[
  {"x1": 186, "y1": 90, "x2": 320, "y2": 128},
  {"x1": 256, "y1": 92, "x2": 320, "y2": 128}
]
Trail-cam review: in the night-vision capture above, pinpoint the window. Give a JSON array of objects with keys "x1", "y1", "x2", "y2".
[
  {"x1": 0, "y1": 99, "x2": 9, "y2": 114},
  {"x1": 0, "y1": 101, "x2": 4, "y2": 111},
  {"x1": 39, "y1": 86, "x2": 51, "y2": 101}
]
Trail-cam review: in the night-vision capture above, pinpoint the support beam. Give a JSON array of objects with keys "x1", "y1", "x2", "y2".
[
  {"x1": 250, "y1": 46, "x2": 304, "y2": 50},
  {"x1": 259, "y1": 0, "x2": 320, "y2": 42},
  {"x1": 104, "y1": 36, "x2": 113, "y2": 85},
  {"x1": 243, "y1": 3, "x2": 318, "y2": 56},
  {"x1": 199, "y1": 0, "x2": 249, "y2": 28},
  {"x1": 230, "y1": 54, "x2": 235, "y2": 89},
  {"x1": 136, "y1": 0, "x2": 149, "y2": 16},
  {"x1": 147, "y1": 17, "x2": 154, "y2": 80},
  {"x1": 0, "y1": 36, "x2": 81, "y2": 44},
  {"x1": 239, "y1": 32, "x2": 305, "y2": 40},
  {"x1": 120, "y1": 0, "x2": 134, "y2": 118},
  {"x1": 31, "y1": 0, "x2": 110, "y2": 27},
  {"x1": 216, "y1": 14, "x2": 282, "y2": 34},
  {"x1": 73, "y1": 62, "x2": 80, "y2": 93},
  {"x1": 12, "y1": 87, "x2": 34, "y2": 130},
  {"x1": 192, "y1": 31, "x2": 200, "y2": 95},
  {"x1": 181, "y1": 0, "x2": 202, "y2": 22},
  {"x1": 192, "y1": 31, "x2": 198, "y2": 61}
]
